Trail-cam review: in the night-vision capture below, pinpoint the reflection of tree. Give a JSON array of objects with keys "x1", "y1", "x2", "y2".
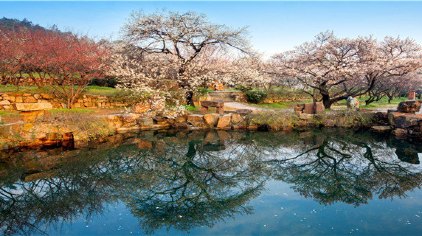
[
  {"x1": 0, "y1": 130, "x2": 422, "y2": 235},
  {"x1": 267, "y1": 130, "x2": 422, "y2": 206},
  {"x1": 123, "y1": 134, "x2": 265, "y2": 234},
  {"x1": 0, "y1": 131, "x2": 265, "y2": 235}
]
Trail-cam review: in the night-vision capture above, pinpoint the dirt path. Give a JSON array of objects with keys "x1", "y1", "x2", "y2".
[{"x1": 224, "y1": 102, "x2": 270, "y2": 113}]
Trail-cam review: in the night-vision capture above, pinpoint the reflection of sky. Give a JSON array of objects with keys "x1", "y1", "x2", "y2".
[{"x1": 37, "y1": 180, "x2": 422, "y2": 236}]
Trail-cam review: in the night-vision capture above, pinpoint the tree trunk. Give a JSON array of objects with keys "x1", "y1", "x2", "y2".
[
  {"x1": 312, "y1": 88, "x2": 317, "y2": 113},
  {"x1": 322, "y1": 93, "x2": 332, "y2": 109},
  {"x1": 365, "y1": 98, "x2": 374, "y2": 106},
  {"x1": 67, "y1": 98, "x2": 73, "y2": 109},
  {"x1": 186, "y1": 91, "x2": 194, "y2": 106}
]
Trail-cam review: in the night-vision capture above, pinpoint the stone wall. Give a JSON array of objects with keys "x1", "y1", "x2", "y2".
[{"x1": 0, "y1": 92, "x2": 129, "y2": 111}]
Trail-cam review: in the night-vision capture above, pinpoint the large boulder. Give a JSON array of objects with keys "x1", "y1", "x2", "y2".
[
  {"x1": 217, "y1": 114, "x2": 232, "y2": 129},
  {"x1": 370, "y1": 126, "x2": 391, "y2": 133},
  {"x1": 294, "y1": 104, "x2": 305, "y2": 115},
  {"x1": 295, "y1": 102, "x2": 324, "y2": 114},
  {"x1": 15, "y1": 102, "x2": 53, "y2": 111},
  {"x1": 204, "y1": 113, "x2": 219, "y2": 127},
  {"x1": 303, "y1": 103, "x2": 315, "y2": 114},
  {"x1": 390, "y1": 113, "x2": 422, "y2": 129},
  {"x1": 315, "y1": 102, "x2": 325, "y2": 113},
  {"x1": 137, "y1": 117, "x2": 154, "y2": 127},
  {"x1": 373, "y1": 112, "x2": 389, "y2": 125},
  {"x1": 172, "y1": 115, "x2": 188, "y2": 129},
  {"x1": 23, "y1": 96, "x2": 37, "y2": 103},
  {"x1": 0, "y1": 100, "x2": 10, "y2": 105},
  {"x1": 346, "y1": 97, "x2": 360, "y2": 110},
  {"x1": 187, "y1": 114, "x2": 207, "y2": 128},
  {"x1": 397, "y1": 100, "x2": 421, "y2": 114},
  {"x1": 120, "y1": 113, "x2": 140, "y2": 127},
  {"x1": 133, "y1": 102, "x2": 151, "y2": 113},
  {"x1": 392, "y1": 128, "x2": 408, "y2": 138}
]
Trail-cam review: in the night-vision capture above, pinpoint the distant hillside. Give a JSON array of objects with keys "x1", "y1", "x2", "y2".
[{"x1": 0, "y1": 17, "x2": 48, "y2": 31}]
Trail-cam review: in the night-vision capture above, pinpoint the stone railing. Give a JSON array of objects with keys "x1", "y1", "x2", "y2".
[{"x1": 0, "y1": 92, "x2": 129, "y2": 111}]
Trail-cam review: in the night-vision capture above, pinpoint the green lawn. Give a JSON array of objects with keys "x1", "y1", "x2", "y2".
[
  {"x1": 0, "y1": 85, "x2": 119, "y2": 96},
  {"x1": 251, "y1": 96, "x2": 407, "y2": 110},
  {"x1": 0, "y1": 110, "x2": 19, "y2": 116},
  {"x1": 335, "y1": 96, "x2": 407, "y2": 108},
  {"x1": 252, "y1": 102, "x2": 291, "y2": 109},
  {"x1": 84, "y1": 86, "x2": 119, "y2": 96},
  {"x1": 183, "y1": 105, "x2": 198, "y2": 112},
  {"x1": 252, "y1": 100, "x2": 312, "y2": 110},
  {"x1": 49, "y1": 108, "x2": 96, "y2": 114},
  {"x1": 0, "y1": 84, "x2": 49, "y2": 93}
]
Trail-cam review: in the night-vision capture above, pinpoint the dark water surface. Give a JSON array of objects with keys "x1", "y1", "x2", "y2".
[{"x1": 1, "y1": 129, "x2": 422, "y2": 235}]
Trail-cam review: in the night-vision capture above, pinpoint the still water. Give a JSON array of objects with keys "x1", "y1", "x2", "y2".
[{"x1": 0, "y1": 129, "x2": 422, "y2": 235}]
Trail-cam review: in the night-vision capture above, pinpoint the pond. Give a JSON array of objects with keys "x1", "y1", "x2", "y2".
[{"x1": 0, "y1": 129, "x2": 422, "y2": 235}]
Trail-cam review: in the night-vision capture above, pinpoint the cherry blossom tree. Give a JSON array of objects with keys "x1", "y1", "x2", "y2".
[
  {"x1": 0, "y1": 27, "x2": 24, "y2": 85},
  {"x1": 122, "y1": 10, "x2": 250, "y2": 105},
  {"x1": 365, "y1": 73, "x2": 421, "y2": 105},
  {"x1": 273, "y1": 32, "x2": 422, "y2": 109},
  {"x1": 0, "y1": 26, "x2": 108, "y2": 108},
  {"x1": 46, "y1": 33, "x2": 109, "y2": 108}
]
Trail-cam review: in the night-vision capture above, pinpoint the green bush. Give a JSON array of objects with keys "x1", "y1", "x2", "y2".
[
  {"x1": 107, "y1": 90, "x2": 152, "y2": 105},
  {"x1": 234, "y1": 85, "x2": 251, "y2": 92},
  {"x1": 183, "y1": 105, "x2": 198, "y2": 111},
  {"x1": 196, "y1": 87, "x2": 214, "y2": 95},
  {"x1": 245, "y1": 90, "x2": 267, "y2": 103}
]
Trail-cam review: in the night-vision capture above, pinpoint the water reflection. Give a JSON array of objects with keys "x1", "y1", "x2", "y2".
[
  {"x1": 267, "y1": 130, "x2": 422, "y2": 206},
  {"x1": 0, "y1": 129, "x2": 421, "y2": 235}
]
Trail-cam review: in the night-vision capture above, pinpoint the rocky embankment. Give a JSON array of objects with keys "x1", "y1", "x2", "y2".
[
  {"x1": 2, "y1": 100, "x2": 421, "y2": 151},
  {"x1": 371, "y1": 100, "x2": 422, "y2": 140}
]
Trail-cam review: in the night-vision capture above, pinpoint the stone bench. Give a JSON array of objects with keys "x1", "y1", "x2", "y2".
[{"x1": 200, "y1": 100, "x2": 224, "y2": 114}]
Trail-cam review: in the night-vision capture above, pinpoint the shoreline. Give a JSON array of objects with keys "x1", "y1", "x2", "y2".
[{"x1": 1, "y1": 107, "x2": 421, "y2": 151}]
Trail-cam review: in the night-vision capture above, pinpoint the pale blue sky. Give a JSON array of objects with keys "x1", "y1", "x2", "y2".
[{"x1": 0, "y1": 1, "x2": 421, "y2": 56}]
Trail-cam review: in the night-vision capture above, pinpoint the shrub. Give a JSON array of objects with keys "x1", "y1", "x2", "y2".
[
  {"x1": 245, "y1": 90, "x2": 267, "y2": 103},
  {"x1": 107, "y1": 89, "x2": 152, "y2": 105},
  {"x1": 249, "y1": 110, "x2": 298, "y2": 131},
  {"x1": 196, "y1": 87, "x2": 214, "y2": 96},
  {"x1": 89, "y1": 77, "x2": 118, "y2": 88},
  {"x1": 234, "y1": 85, "x2": 251, "y2": 92}
]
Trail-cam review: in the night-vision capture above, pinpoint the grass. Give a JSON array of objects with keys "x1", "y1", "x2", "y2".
[
  {"x1": 84, "y1": 86, "x2": 119, "y2": 96},
  {"x1": 48, "y1": 108, "x2": 95, "y2": 114},
  {"x1": 0, "y1": 111, "x2": 21, "y2": 125},
  {"x1": 253, "y1": 103, "x2": 290, "y2": 109},
  {"x1": 335, "y1": 96, "x2": 407, "y2": 108},
  {"x1": 184, "y1": 105, "x2": 198, "y2": 112},
  {"x1": 0, "y1": 84, "x2": 49, "y2": 93},
  {"x1": 0, "y1": 85, "x2": 122, "y2": 97},
  {"x1": 249, "y1": 110, "x2": 298, "y2": 131},
  {"x1": 0, "y1": 110, "x2": 19, "y2": 117},
  {"x1": 255, "y1": 96, "x2": 406, "y2": 111},
  {"x1": 252, "y1": 100, "x2": 312, "y2": 110},
  {"x1": 249, "y1": 94, "x2": 406, "y2": 112}
]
